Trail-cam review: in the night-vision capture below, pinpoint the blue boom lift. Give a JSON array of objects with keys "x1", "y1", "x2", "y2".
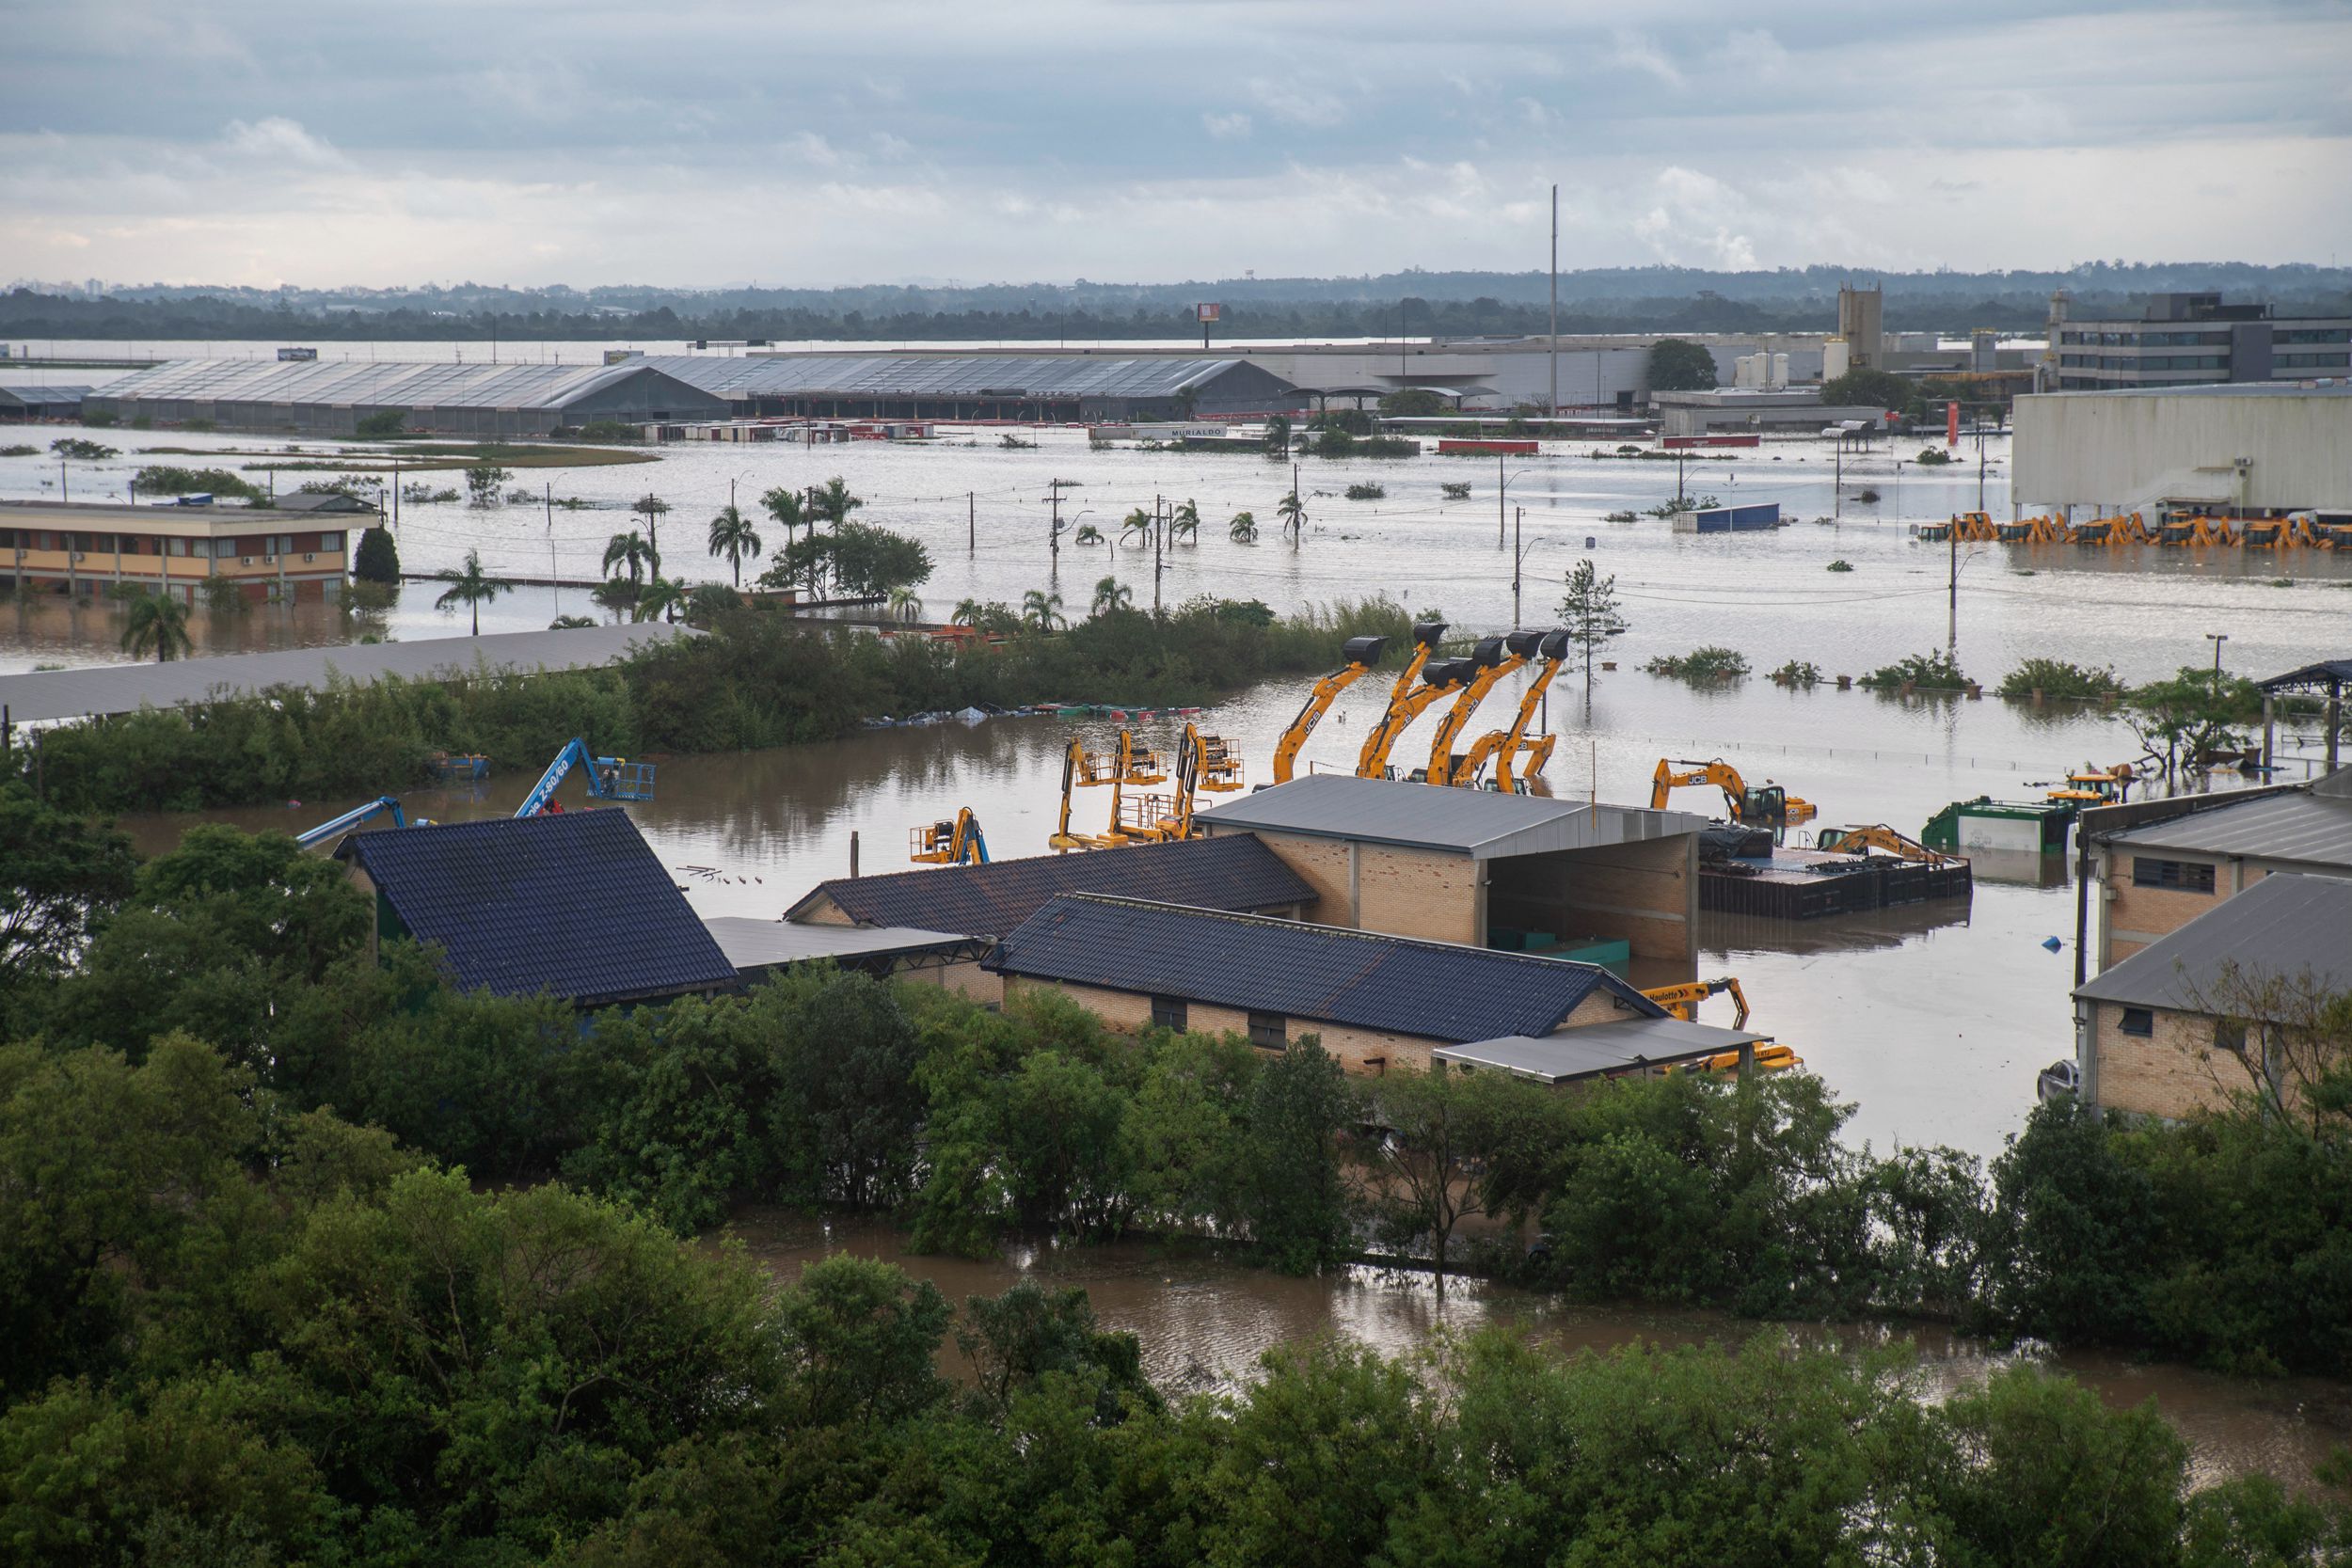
[
  {"x1": 516, "y1": 738, "x2": 656, "y2": 818},
  {"x1": 294, "y1": 795, "x2": 422, "y2": 848}
]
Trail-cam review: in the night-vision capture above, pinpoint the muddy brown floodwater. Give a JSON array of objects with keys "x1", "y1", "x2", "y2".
[{"x1": 731, "y1": 1210, "x2": 2352, "y2": 1493}]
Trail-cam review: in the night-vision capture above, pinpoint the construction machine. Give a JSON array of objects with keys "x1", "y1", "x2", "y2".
[
  {"x1": 1641, "y1": 974, "x2": 1752, "y2": 1028},
  {"x1": 294, "y1": 795, "x2": 427, "y2": 849},
  {"x1": 1422, "y1": 630, "x2": 1546, "y2": 785},
  {"x1": 1050, "y1": 737, "x2": 1118, "y2": 852},
  {"x1": 1356, "y1": 652, "x2": 1486, "y2": 780},
  {"x1": 1198, "y1": 729, "x2": 1247, "y2": 793},
  {"x1": 1271, "y1": 634, "x2": 1391, "y2": 784},
  {"x1": 910, "y1": 806, "x2": 990, "y2": 865},
  {"x1": 1648, "y1": 757, "x2": 1818, "y2": 831},
  {"x1": 1115, "y1": 722, "x2": 1222, "y2": 843},
  {"x1": 2035, "y1": 765, "x2": 2136, "y2": 805},
  {"x1": 1950, "y1": 511, "x2": 2002, "y2": 543},
  {"x1": 1454, "y1": 629, "x2": 1570, "y2": 791},
  {"x1": 516, "y1": 738, "x2": 655, "y2": 817},
  {"x1": 1813, "y1": 823, "x2": 1959, "y2": 868}
]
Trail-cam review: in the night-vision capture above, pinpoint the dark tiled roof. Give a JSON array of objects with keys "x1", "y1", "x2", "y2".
[
  {"x1": 348, "y1": 810, "x2": 737, "y2": 1006},
  {"x1": 986, "y1": 894, "x2": 1666, "y2": 1043},
  {"x1": 787, "y1": 834, "x2": 1314, "y2": 939},
  {"x1": 2075, "y1": 872, "x2": 2352, "y2": 1013}
]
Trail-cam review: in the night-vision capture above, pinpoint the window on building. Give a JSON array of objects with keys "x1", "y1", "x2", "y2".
[
  {"x1": 2121, "y1": 1006, "x2": 2154, "y2": 1037},
  {"x1": 2214, "y1": 1019, "x2": 2248, "y2": 1054},
  {"x1": 2278, "y1": 327, "x2": 2351, "y2": 344},
  {"x1": 1151, "y1": 996, "x2": 1188, "y2": 1033},
  {"x1": 2277, "y1": 353, "x2": 2351, "y2": 369},
  {"x1": 319, "y1": 531, "x2": 344, "y2": 552},
  {"x1": 1248, "y1": 1012, "x2": 1287, "y2": 1050},
  {"x1": 2132, "y1": 857, "x2": 2216, "y2": 893}
]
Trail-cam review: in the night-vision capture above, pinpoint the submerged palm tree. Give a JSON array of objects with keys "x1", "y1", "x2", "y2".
[
  {"x1": 1277, "y1": 489, "x2": 1307, "y2": 546},
  {"x1": 632, "y1": 575, "x2": 688, "y2": 624},
  {"x1": 1229, "y1": 510, "x2": 1259, "y2": 544},
  {"x1": 811, "y1": 477, "x2": 864, "y2": 529},
  {"x1": 1021, "y1": 587, "x2": 1066, "y2": 632},
  {"x1": 603, "y1": 530, "x2": 654, "y2": 586},
  {"x1": 1170, "y1": 499, "x2": 1201, "y2": 544},
  {"x1": 119, "y1": 588, "x2": 191, "y2": 662},
  {"x1": 1089, "y1": 576, "x2": 1133, "y2": 617},
  {"x1": 707, "y1": 503, "x2": 763, "y2": 587},
  {"x1": 1073, "y1": 523, "x2": 1104, "y2": 546},
  {"x1": 433, "y1": 550, "x2": 513, "y2": 636},
  {"x1": 549, "y1": 613, "x2": 597, "y2": 629},
  {"x1": 1120, "y1": 507, "x2": 1154, "y2": 547},
  {"x1": 761, "y1": 485, "x2": 810, "y2": 552},
  {"x1": 887, "y1": 585, "x2": 924, "y2": 622},
  {"x1": 951, "y1": 597, "x2": 982, "y2": 626}
]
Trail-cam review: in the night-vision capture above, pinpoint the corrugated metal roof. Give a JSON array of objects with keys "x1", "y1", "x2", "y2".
[
  {"x1": 1195, "y1": 773, "x2": 1704, "y2": 860},
  {"x1": 348, "y1": 810, "x2": 739, "y2": 1006},
  {"x1": 0, "y1": 384, "x2": 91, "y2": 407},
  {"x1": 2075, "y1": 872, "x2": 2352, "y2": 1011},
  {"x1": 0, "y1": 622, "x2": 693, "y2": 724},
  {"x1": 648, "y1": 353, "x2": 1264, "y2": 402},
  {"x1": 2036, "y1": 382, "x2": 2352, "y2": 399},
  {"x1": 985, "y1": 893, "x2": 1666, "y2": 1044},
  {"x1": 2101, "y1": 787, "x2": 2352, "y2": 868},
  {"x1": 2260, "y1": 661, "x2": 2352, "y2": 692},
  {"x1": 87, "y1": 356, "x2": 717, "y2": 414},
  {"x1": 787, "y1": 834, "x2": 1312, "y2": 938},
  {"x1": 703, "y1": 917, "x2": 980, "y2": 971},
  {"x1": 1436, "y1": 1017, "x2": 1772, "y2": 1083}
]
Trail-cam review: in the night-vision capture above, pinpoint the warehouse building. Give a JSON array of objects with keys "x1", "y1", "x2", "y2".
[
  {"x1": 83, "y1": 357, "x2": 730, "y2": 437},
  {"x1": 2051, "y1": 293, "x2": 2351, "y2": 390},
  {"x1": 656, "y1": 352, "x2": 1301, "y2": 422},
  {"x1": 1193, "y1": 774, "x2": 1705, "y2": 963},
  {"x1": 0, "y1": 384, "x2": 90, "y2": 421},
  {"x1": 2013, "y1": 382, "x2": 2352, "y2": 517}
]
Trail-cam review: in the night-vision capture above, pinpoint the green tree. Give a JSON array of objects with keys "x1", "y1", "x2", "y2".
[
  {"x1": 1240, "y1": 1037, "x2": 1356, "y2": 1273},
  {"x1": 1120, "y1": 507, "x2": 1154, "y2": 547},
  {"x1": 1645, "y1": 337, "x2": 1719, "y2": 391},
  {"x1": 352, "y1": 524, "x2": 399, "y2": 584},
  {"x1": 602, "y1": 528, "x2": 654, "y2": 586},
  {"x1": 772, "y1": 1255, "x2": 950, "y2": 1429},
  {"x1": 1073, "y1": 522, "x2": 1104, "y2": 546},
  {"x1": 355, "y1": 408, "x2": 408, "y2": 438},
  {"x1": 1820, "y1": 367, "x2": 1920, "y2": 418},
  {"x1": 1089, "y1": 576, "x2": 1134, "y2": 618},
  {"x1": 759, "y1": 483, "x2": 809, "y2": 553},
  {"x1": 2124, "y1": 665, "x2": 2265, "y2": 775},
  {"x1": 810, "y1": 476, "x2": 863, "y2": 529},
  {"x1": 764, "y1": 521, "x2": 932, "y2": 601},
  {"x1": 955, "y1": 1281, "x2": 1156, "y2": 1423},
  {"x1": 432, "y1": 547, "x2": 512, "y2": 635},
  {"x1": 1559, "y1": 557, "x2": 1628, "y2": 704},
  {"x1": 0, "y1": 781, "x2": 136, "y2": 1023},
  {"x1": 118, "y1": 587, "x2": 192, "y2": 662},
  {"x1": 1021, "y1": 587, "x2": 1066, "y2": 631},
  {"x1": 1357, "y1": 1066, "x2": 1565, "y2": 1295},
  {"x1": 1377, "y1": 388, "x2": 1448, "y2": 417},
  {"x1": 1980, "y1": 1097, "x2": 2159, "y2": 1345},
  {"x1": 886, "y1": 585, "x2": 923, "y2": 622},
  {"x1": 464, "y1": 464, "x2": 511, "y2": 506},
  {"x1": 1277, "y1": 487, "x2": 1307, "y2": 546},
  {"x1": 635, "y1": 492, "x2": 671, "y2": 564},
  {"x1": 632, "y1": 575, "x2": 688, "y2": 624},
  {"x1": 767, "y1": 969, "x2": 930, "y2": 1210},
  {"x1": 1263, "y1": 412, "x2": 1292, "y2": 454},
  {"x1": 1119, "y1": 1029, "x2": 1258, "y2": 1235},
  {"x1": 1228, "y1": 510, "x2": 1259, "y2": 544},
  {"x1": 706, "y1": 502, "x2": 762, "y2": 587},
  {"x1": 1169, "y1": 499, "x2": 1201, "y2": 544}
]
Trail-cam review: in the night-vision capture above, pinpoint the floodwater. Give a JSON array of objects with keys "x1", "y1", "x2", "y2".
[{"x1": 732, "y1": 1210, "x2": 2352, "y2": 1494}]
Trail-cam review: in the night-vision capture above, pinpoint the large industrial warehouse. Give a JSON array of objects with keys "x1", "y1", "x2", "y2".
[
  {"x1": 82, "y1": 357, "x2": 732, "y2": 437},
  {"x1": 2012, "y1": 381, "x2": 2352, "y2": 517},
  {"x1": 654, "y1": 352, "x2": 1300, "y2": 421}
]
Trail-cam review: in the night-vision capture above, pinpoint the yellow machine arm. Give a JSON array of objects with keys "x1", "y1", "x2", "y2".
[
  {"x1": 1515, "y1": 732, "x2": 1560, "y2": 784},
  {"x1": 911, "y1": 806, "x2": 990, "y2": 864},
  {"x1": 1356, "y1": 657, "x2": 1479, "y2": 779},
  {"x1": 1649, "y1": 756, "x2": 1818, "y2": 828},
  {"x1": 1813, "y1": 822, "x2": 1958, "y2": 869},
  {"x1": 1459, "y1": 629, "x2": 1568, "y2": 790},
  {"x1": 1640, "y1": 974, "x2": 1752, "y2": 1028},
  {"x1": 1120, "y1": 722, "x2": 1212, "y2": 843},
  {"x1": 1050, "y1": 736, "x2": 1117, "y2": 852},
  {"x1": 1197, "y1": 729, "x2": 1246, "y2": 793},
  {"x1": 1425, "y1": 631, "x2": 1544, "y2": 785},
  {"x1": 1271, "y1": 635, "x2": 1391, "y2": 784}
]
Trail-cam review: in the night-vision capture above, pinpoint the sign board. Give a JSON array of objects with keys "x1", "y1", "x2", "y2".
[
  {"x1": 1195, "y1": 303, "x2": 1221, "y2": 323},
  {"x1": 277, "y1": 346, "x2": 318, "y2": 362}
]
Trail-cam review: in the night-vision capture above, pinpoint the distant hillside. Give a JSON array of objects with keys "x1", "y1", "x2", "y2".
[{"x1": 7, "y1": 262, "x2": 2348, "y2": 342}]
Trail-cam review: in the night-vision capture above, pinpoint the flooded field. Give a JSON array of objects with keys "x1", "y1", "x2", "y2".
[{"x1": 733, "y1": 1210, "x2": 2352, "y2": 1494}]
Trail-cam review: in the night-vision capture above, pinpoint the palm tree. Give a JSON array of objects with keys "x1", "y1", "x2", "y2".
[
  {"x1": 1089, "y1": 576, "x2": 1134, "y2": 618},
  {"x1": 887, "y1": 585, "x2": 924, "y2": 623},
  {"x1": 951, "y1": 597, "x2": 982, "y2": 626},
  {"x1": 1120, "y1": 507, "x2": 1154, "y2": 547},
  {"x1": 707, "y1": 503, "x2": 763, "y2": 587},
  {"x1": 761, "y1": 485, "x2": 809, "y2": 552},
  {"x1": 119, "y1": 588, "x2": 191, "y2": 662},
  {"x1": 433, "y1": 549, "x2": 513, "y2": 636},
  {"x1": 1229, "y1": 510, "x2": 1259, "y2": 544},
  {"x1": 811, "y1": 477, "x2": 863, "y2": 529},
  {"x1": 1020, "y1": 587, "x2": 1066, "y2": 632},
  {"x1": 1277, "y1": 488, "x2": 1307, "y2": 546},
  {"x1": 1073, "y1": 523, "x2": 1104, "y2": 546},
  {"x1": 1170, "y1": 499, "x2": 1201, "y2": 544},
  {"x1": 549, "y1": 613, "x2": 597, "y2": 629},
  {"x1": 632, "y1": 575, "x2": 687, "y2": 624},
  {"x1": 603, "y1": 530, "x2": 653, "y2": 586}
]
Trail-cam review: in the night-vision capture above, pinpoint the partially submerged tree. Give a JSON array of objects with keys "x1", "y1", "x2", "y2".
[
  {"x1": 1558, "y1": 558, "x2": 1628, "y2": 704},
  {"x1": 432, "y1": 549, "x2": 512, "y2": 635},
  {"x1": 118, "y1": 588, "x2": 191, "y2": 663}
]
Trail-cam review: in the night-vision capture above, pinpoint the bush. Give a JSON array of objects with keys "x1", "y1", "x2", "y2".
[
  {"x1": 133, "y1": 465, "x2": 262, "y2": 502},
  {"x1": 354, "y1": 409, "x2": 408, "y2": 438},
  {"x1": 1644, "y1": 645, "x2": 1750, "y2": 682},
  {"x1": 1861, "y1": 648, "x2": 1968, "y2": 690},
  {"x1": 1439, "y1": 482, "x2": 1470, "y2": 500},
  {"x1": 1770, "y1": 658, "x2": 1821, "y2": 687},
  {"x1": 51, "y1": 437, "x2": 118, "y2": 461},
  {"x1": 352, "y1": 525, "x2": 399, "y2": 585},
  {"x1": 1915, "y1": 447, "x2": 1954, "y2": 466},
  {"x1": 1826, "y1": 559, "x2": 1853, "y2": 572},
  {"x1": 1998, "y1": 657, "x2": 2127, "y2": 703},
  {"x1": 1343, "y1": 482, "x2": 1387, "y2": 500}
]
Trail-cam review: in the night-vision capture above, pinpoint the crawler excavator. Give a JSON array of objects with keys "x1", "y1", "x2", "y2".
[
  {"x1": 1649, "y1": 757, "x2": 1818, "y2": 832},
  {"x1": 1357, "y1": 646, "x2": 1491, "y2": 780},
  {"x1": 910, "y1": 807, "x2": 991, "y2": 865},
  {"x1": 1421, "y1": 630, "x2": 1546, "y2": 786},
  {"x1": 1812, "y1": 822, "x2": 1957, "y2": 868},
  {"x1": 1454, "y1": 629, "x2": 1569, "y2": 791},
  {"x1": 1270, "y1": 634, "x2": 1394, "y2": 784}
]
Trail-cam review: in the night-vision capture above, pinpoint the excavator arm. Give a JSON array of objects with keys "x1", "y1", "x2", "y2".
[
  {"x1": 911, "y1": 806, "x2": 992, "y2": 864},
  {"x1": 1813, "y1": 823, "x2": 1956, "y2": 868},
  {"x1": 1425, "y1": 631, "x2": 1543, "y2": 786},
  {"x1": 1651, "y1": 756, "x2": 1817, "y2": 829},
  {"x1": 1050, "y1": 737, "x2": 1114, "y2": 852},
  {"x1": 1357, "y1": 658, "x2": 1478, "y2": 779},
  {"x1": 1640, "y1": 975, "x2": 1752, "y2": 1029},
  {"x1": 1271, "y1": 636, "x2": 1389, "y2": 784},
  {"x1": 1482, "y1": 630, "x2": 1570, "y2": 792}
]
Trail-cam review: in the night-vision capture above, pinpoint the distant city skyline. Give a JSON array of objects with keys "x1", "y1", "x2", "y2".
[{"x1": 7, "y1": 1, "x2": 2348, "y2": 288}]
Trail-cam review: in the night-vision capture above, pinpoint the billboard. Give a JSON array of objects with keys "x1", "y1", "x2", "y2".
[{"x1": 1195, "y1": 303, "x2": 1221, "y2": 323}]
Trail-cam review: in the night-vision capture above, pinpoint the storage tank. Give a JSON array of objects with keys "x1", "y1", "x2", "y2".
[
  {"x1": 1823, "y1": 337, "x2": 1851, "y2": 381},
  {"x1": 1771, "y1": 353, "x2": 1789, "y2": 388}
]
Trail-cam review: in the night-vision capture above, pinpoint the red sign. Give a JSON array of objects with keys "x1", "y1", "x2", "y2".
[
  {"x1": 1947, "y1": 401, "x2": 1960, "y2": 446},
  {"x1": 1195, "y1": 303, "x2": 1221, "y2": 323}
]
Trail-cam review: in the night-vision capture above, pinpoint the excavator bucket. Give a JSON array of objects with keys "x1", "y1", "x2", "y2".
[
  {"x1": 1341, "y1": 635, "x2": 1390, "y2": 665},
  {"x1": 1410, "y1": 620, "x2": 1448, "y2": 648}
]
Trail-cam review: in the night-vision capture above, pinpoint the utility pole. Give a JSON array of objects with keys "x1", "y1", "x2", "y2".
[
  {"x1": 1153, "y1": 507, "x2": 1164, "y2": 616},
  {"x1": 545, "y1": 481, "x2": 552, "y2": 531},
  {"x1": 1050, "y1": 487, "x2": 1060, "y2": 560},
  {"x1": 1549, "y1": 182, "x2": 1559, "y2": 420},
  {"x1": 968, "y1": 491, "x2": 975, "y2": 556},
  {"x1": 58, "y1": 459, "x2": 66, "y2": 503},
  {"x1": 1947, "y1": 525, "x2": 1959, "y2": 648},
  {"x1": 1512, "y1": 506, "x2": 1523, "y2": 627},
  {"x1": 1498, "y1": 451, "x2": 1505, "y2": 547},
  {"x1": 1977, "y1": 423, "x2": 1989, "y2": 514},
  {"x1": 1834, "y1": 440, "x2": 1843, "y2": 524},
  {"x1": 2205, "y1": 632, "x2": 2229, "y2": 697}
]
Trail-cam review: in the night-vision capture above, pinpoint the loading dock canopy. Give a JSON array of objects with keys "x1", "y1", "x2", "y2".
[
  {"x1": 1196, "y1": 774, "x2": 1704, "y2": 859},
  {"x1": 1437, "y1": 1016, "x2": 1772, "y2": 1084}
]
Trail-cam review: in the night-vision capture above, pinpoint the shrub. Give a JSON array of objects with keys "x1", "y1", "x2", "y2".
[
  {"x1": 1771, "y1": 659, "x2": 1821, "y2": 687},
  {"x1": 51, "y1": 437, "x2": 118, "y2": 461},
  {"x1": 1826, "y1": 559, "x2": 1853, "y2": 572},
  {"x1": 1439, "y1": 482, "x2": 1470, "y2": 500},
  {"x1": 1343, "y1": 483, "x2": 1387, "y2": 500},
  {"x1": 353, "y1": 526, "x2": 400, "y2": 585},
  {"x1": 1861, "y1": 648, "x2": 1969, "y2": 690},
  {"x1": 1915, "y1": 447, "x2": 1954, "y2": 466},
  {"x1": 354, "y1": 409, "x2": 408, "y2": 438},
  {"x1": 133, "y1": 465, "x2": 262, "y2": 502},
  {"x1": 1853, "y1": 487, "x2": 1883, "y2": 503},
  {"x1": 1645, "y1": 646, "x2": 1750, "y2": 682},
  {"x1": 1998, "y1": 657, "x2": 2127, "y2": 703}
]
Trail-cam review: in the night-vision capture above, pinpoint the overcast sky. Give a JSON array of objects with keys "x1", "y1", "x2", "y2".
[{"x1": 6, "y1": 0, "x2": 2349, "y2": 289}]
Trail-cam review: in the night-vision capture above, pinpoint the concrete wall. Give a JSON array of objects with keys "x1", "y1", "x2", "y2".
[
  {"x1": 2089, "y1": 999, "x2": 2243, "y2": 1119},
  {"x1": 1248, "y1": 832, "x2": 1482, "y2": 945},
  {"x1": 2014, "y1": 389, "x2": 2352, "y2": 513},
  {"x1": 1488, "y1": 834, "x2": 1697, "y2": 962}
]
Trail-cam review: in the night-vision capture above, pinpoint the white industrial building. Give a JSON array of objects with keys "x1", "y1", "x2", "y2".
[{"x1": 2012, "y1": 382, "x2": 2352, "y2": 517}]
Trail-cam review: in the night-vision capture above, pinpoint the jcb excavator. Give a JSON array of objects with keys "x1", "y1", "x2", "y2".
[
  {"x1": 1357, "y1": 648, "x2": 1490, "y2": 780},
  {"x1": 1812, "y1": 822, "x2": 1957, "y2": 868},
  {"x1": 910, "y1": 807, "x2": 990, "y2": 864},
  {"x1": 1271, "y1": 633, "x2": 1394, "y2": 784},
  {"x1": 1422, "y1": 630, "x2": 1546, "y2": 786},
  {"x1": 1641, "y1": 975, "x2": 1753, "y2": 1028},
  {"x1": 1454, "y1": 629, "x2": 1569, "y2": 791},
  {"x1": 1649, "y1": 757, "x2": 1818, "y2": 831}
]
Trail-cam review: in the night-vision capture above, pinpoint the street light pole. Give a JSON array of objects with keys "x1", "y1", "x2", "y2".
[
  {"x1": 2206, "y1": 632, "x2": 2229, "y2": 697},
  {"x1": 1512, "y1": 506, "x2": 1523, "y2": 626},
  {"x1": 1498, "y1": 451, "x2": 1506, "y2": 547}
]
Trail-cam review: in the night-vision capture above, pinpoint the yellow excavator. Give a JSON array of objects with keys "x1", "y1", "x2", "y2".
[
  {"x1": 1357, "y1": 641, "x2": 1494, "y2": 780},
  {"x1": 1422, "y1": 630, "x2": 1548, "y2": 785},
  {"x1": 1650, "y1": 757, "x2": 1818, "y2": 831},
  {"x1": 910, "y1": 807, "x2": 990, "y2": 865},
  {"x1": 1271, "y1": 633, "x2": 1397, "y2": 784},
  {"x1": 1641, "y1": 974, "x2": 1753, "y2": 1028},
  {"x1": 1452, "y1": 629, "x2": 1569, "y2": 791},
  {"x1": 1812, "y1": 822, "x2": 1959, "y2": 868}
]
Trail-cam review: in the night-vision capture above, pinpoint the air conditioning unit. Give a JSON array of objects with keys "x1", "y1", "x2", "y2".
[
  {"x1": 302, "y1": 553, "x2": 315, "y2": 562},
  {"x1": 262, "y1": 555, "x2": 276, "y2": 565},
  {"x1": 240, "y1": 556, "x2": 253, "y2": 566}
]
